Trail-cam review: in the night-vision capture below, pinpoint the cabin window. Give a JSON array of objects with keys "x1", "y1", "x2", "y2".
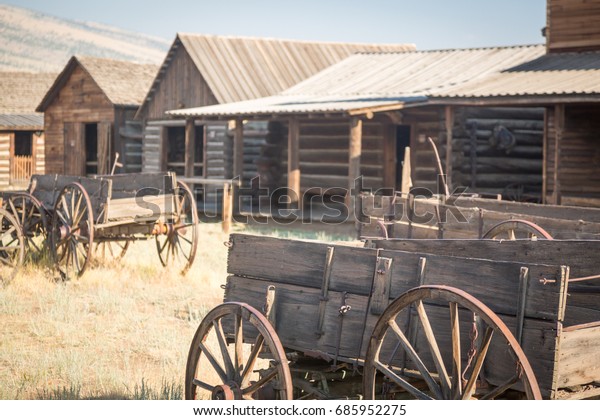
[
  {"x1": 85, "y1": 123, "x2": 98, "y2": 175},
  {"x1": 166, "y1": 125, "x2": 204, "y2": 176}
]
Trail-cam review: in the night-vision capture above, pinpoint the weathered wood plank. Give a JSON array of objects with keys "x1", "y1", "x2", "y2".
[{"x1": 557, "y1": 323, "x2": 600, "y2": 389}]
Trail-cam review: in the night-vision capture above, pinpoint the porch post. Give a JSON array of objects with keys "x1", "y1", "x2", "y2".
[
  {"x1": 552, "y1": 104, "x2": 564, "y2": 205},
  {"x1": 287, "y1": 118, "x2": 300, "y2": 209},
  {"x1": 184, "y1": 118, "x2": 196, "y2": 177},
  {"x1": 444, "y1": 106, "x2": 454, "y2": 194},
  {"x1": 348, "y1": 116, "x2": 363, "y2": 218},
  {"x1": 233, "y1": 118, "x2": 244, "y2": 213}
]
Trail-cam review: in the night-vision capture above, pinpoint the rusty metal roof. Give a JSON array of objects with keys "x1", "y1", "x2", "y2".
[
  {"x1": 432, "y1": 51, "x2": 600, "y2": 99},
  {"x1": 136, "y1": 33, "x2": 415, "y2": 118},
  {"x1": 0, "y1": 114, "x2": 44, "y2": 130},
  {"x1": 37, "y1": 56, "x2": 159, "y2": 111},
  {"x1": 168, "y1": 45, "x2": 546, "y2": 118}
]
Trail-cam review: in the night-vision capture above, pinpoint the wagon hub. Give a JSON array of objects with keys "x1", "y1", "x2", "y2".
[
  {"x1": 211, "y1": 382, "x2": 242, "y2": 400},
  {"x1": 58, "y1": 225, "x2": 71, "y2": 240}
]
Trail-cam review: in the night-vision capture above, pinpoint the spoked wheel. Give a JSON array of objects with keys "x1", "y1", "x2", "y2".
[
  {"x1": 5, "y1": 192, "x2": 48, "y2": 259},
  {"x1": 50, "y1": 183, "x2": 94, "y2": 279},
  {"x1": 482, "y1": 219, "x2": 553, "y2": 240},
  {"x1": 363, "y1": 285, "x2": 541, "y2": 400},
  {"x1": 155, "y1": 180, "x2": 198, "y2": 275},
  {"x1": 0, "y1": 208, "x2": 25, "y2": 284},
  {"x1": 185, "y1": 302, "x2": 293, "y2": 400},
  {"x1": 94, "y1": 240, "x2": 130, "y2": 264}
]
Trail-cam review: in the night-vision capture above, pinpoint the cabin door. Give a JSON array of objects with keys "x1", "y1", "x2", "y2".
[
  {"x1": 64, "y1": 122, "x2": 85, "y2": 175},
  {"x1": 10, "y1": 131, "x2": 35, "y2": 183}
]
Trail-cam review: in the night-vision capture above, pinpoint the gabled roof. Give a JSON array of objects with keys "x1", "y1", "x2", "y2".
[
  {"x1": 37, "y1": 56, "x2": 159, "y2": 111},
  {"x1": 136, "y1": 33, "x2": 415, "y2": 118},
  {"x1": 168, "y1": 44, "x2": 546, "y2": 118},
  {"x1": 0, "y1": 72, "x2": 56, "y2": 129},
  {"x1": 430, "y1": 50, "x2": 600, "y2": 102}
]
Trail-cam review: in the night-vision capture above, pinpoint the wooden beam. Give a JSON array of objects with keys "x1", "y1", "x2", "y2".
[
  {"x1": 287, "y1": 118, "x2": 300, "y2": 208},
  {"x1": 542, "y1": 108, "x2": 548, "y2": 204},
  {"x1": 348, "y1": 117, "x2": 363, "y2": 216},
  {"x1": 233, "y1": 119, "x2": 244, "y2": 213},
  {"x1": 382, "y1": 123, "x2": 396, "y2": 192},
  {"x1": 552, "y1": 104, "x2": 564, "y2": 205},
  {"x1": 444, "y1": 106, "x2": 454, "y2": 192},
  {"x1": 184, "y1": 118, "x2": 195, "y2": 177}
]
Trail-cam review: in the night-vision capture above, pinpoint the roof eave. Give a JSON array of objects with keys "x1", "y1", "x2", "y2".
[{"x1": 428, "y1": 94, "x2": 600, "y2": 106}]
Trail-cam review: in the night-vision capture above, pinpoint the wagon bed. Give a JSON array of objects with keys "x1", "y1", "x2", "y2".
[
  {"x1": 358, "y1": 192, "x2": 600, "y2": 240},
  {"x1": 186, "y1": 233, "x2": 600, "y2": 400},
  {"x1": 0, "y1": 172, "x2": 198, "y2": 279}
]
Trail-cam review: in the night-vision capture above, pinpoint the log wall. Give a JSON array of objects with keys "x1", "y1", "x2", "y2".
[
  {"x1": 546, "y1": 104, "x2": 600, "y2": 207},
  {"x1": 0, "y1": 133, "x2": 10, "y2": 186}
]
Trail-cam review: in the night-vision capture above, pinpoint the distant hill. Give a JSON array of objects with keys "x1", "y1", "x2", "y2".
[{"x1": 0, "y1": 4, "x2": 170, "y2": 72}]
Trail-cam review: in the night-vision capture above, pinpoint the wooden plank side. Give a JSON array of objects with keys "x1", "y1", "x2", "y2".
[
  {"x1": 94, "y1": 172, "x2": 175, "y2": 198},
  {"x1": 371, "y1": 239, "x2": 600, "y2": 327},
  {"x1": 379, "y1": 249, "x2": 567, "y2": 322},
  {"x1": 557, "y1": 324, "x2": 600, "y2": 389},
  {"x1": 224, "y1": 275, "x2": 371, "y2": 362},
  {"x1": 227, "y1": 234, "x2": 379, "y2": 293},
  {"x1": 225, "y1": 275, "x2": 560, "y2": 398}
]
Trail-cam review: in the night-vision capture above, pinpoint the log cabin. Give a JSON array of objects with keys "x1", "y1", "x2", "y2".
[
  {"x1": 167, "y1": 45, "x2": 547, "y2": 216},
  {"x1": 37, "y1": 56, "x2": 158, "y2": 176},
  {"x1": 430, "y1": 0, "x2": 600, "y2": 207},
  {"x1": 135, "y1": 34, "x2": 414, "y2": 209},
  {"x1": 0, "y1": 72, "x2": 55, "y2": 187}
]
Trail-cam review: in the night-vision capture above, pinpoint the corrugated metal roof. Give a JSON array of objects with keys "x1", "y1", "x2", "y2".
[
  {"x1": 0, "y1": 113, "x2": 43, "y2": 129},
  {"x1": 168, "y1": 45, "x2": 546, "y2": 118},
  {"x1": 433, "y1": 51, "x2": 600, "y2": 98},
  {"x1": 0, "y1": 72, "x2": 56, "y2": 114},
  {"x1": 137, "y1": 33, "x2": 415, "y2": 116},
  {"x1": 37, "y1": 56, "x2": 159, "y2": 111}
]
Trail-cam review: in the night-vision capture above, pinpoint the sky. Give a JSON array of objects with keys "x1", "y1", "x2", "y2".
[{"x1": 4, "y1": 0, "x2": 547, "y2": 50}]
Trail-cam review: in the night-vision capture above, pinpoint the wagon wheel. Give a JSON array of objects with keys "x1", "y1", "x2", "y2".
[
  {"x1": 482, "y1": 219, "x2": 553, "y2": 240},
  {"x1": 155, "y1": 180, "x2": 198, "y2": 275},
  {"x1": 50, "y1": 183, "x2": 94, "y2": 279},
  {"x1": 94, "y1": 240, "x2": 130, "y2": 263},
  {"x1": 0, "y1": 208, "x2": 25, "y2": 284},
  {"x1": 185, "y1": 302, "x2": 293, "y2": 400},
  {"x1": 363, "y1": 285, "x2": 541, "y2": 400},
  {"x1": 5, "y1": 192, "x2": 48, "y2": 259}
]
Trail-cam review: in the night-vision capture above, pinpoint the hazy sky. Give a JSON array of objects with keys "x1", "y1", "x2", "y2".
[{"x1": 4, "y1": 0, "x2": 547, "y2": 50}]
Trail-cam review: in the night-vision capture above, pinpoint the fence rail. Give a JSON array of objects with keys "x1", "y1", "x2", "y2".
[{"x1": 11, "y1": 155, "x2": 33, "y2": 181}]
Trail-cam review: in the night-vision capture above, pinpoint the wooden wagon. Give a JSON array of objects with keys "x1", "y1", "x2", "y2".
[
  {"x1": 185, "y1": 233, "x2": 600, "y2": 400},
  {"x1": 357, "y1": 192, "x2": 600, "y2": 241},
  {"x1": 0, "y1": 172, "x2": 198, "y2": 279}
]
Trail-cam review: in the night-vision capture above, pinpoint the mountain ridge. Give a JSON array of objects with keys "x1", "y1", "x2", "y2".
[{"x1": 0, "y1": 4, "x2": 171, "y2": 72}]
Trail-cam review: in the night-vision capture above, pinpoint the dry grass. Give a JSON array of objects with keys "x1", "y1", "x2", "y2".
[{"x1": 0, "y1": 220, "x2": 355, "y2": 400}]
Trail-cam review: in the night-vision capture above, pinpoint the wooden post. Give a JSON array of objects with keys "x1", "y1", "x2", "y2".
[
  {"x1": 552, "y1": 104, "x2": 564, "y2": 205},
  {"x1": 348, "y1": 117, "x2": 363, "y2": 218},
  {"x1": 444, "y1": 106, "x2": 454, "y2": 193},
  {"x1": 542, "y1": 109, "x2": 548, "y2": 204},
  {"x1": 382, "y1": 123, "x2": 396, "y2": 192},
  {"x1": 222, "y1": 182, "x2": 232, "y2": 234},
  {"x1": 401, "y1": 146, "x2": 412, "y2": 195},
  {"x1": 287, "y1": 118, "x2": 300, "y2": 209},
  {"x1": 184, "y1": 118, "x2": 196, "y2": 177},
  {"x1": 233, "y1": 119, "x2": 244, "y2": 213}
]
